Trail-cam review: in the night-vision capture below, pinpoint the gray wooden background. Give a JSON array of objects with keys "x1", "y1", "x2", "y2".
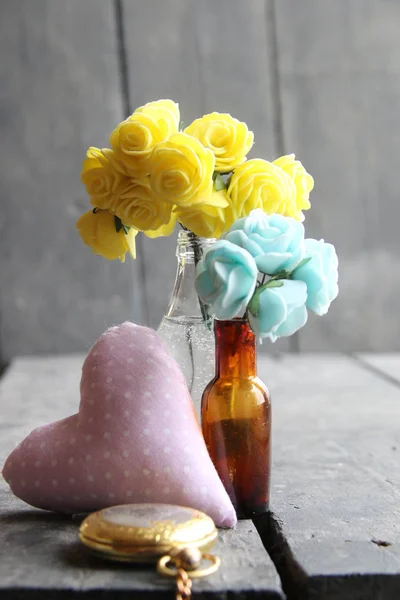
[{"x1": 1, "y1": 0, "x2": 399, "y2": 362}]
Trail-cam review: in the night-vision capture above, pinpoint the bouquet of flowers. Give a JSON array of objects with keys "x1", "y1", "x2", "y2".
[
  {"x1": 76, "y1": 98, "x2": 338, "y2": 340},
  {"x1": 76, "y1": 99, "x2": 314, "y2": 260}
]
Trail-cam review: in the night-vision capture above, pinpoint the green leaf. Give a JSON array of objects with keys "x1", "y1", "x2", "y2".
[
  {"x1": 213, "y1": 172, "x2": 226, "y2": 192},
  {"x1": 114, "y1": 216, "x2": 131, "y2": 235},
  {"x1": 248, "y1": 290, "x2": 261, "y2": 317},
  {"x1": 271, "y1": 270, "x2": 289, "y2": 279},
  {"x1": 114, "y1": 215, "x2": 123, "y2": 233},
  {"x1": 294, "y1": 256, "x2": 312, "y2": 270},
  {"x1": 249, "y1": 279, "x2": 286, "y2": 317},
  {"x1": 265, "y1": 280, "x2": 284, "y2": 289},
  {"x1": 225, "y1": 173, "x2": 232, "y2": 188}
]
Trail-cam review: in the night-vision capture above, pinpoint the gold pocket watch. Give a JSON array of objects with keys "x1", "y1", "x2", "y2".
[{"x1": 79, "y1": 503, "x2": 221, "y2": 599}]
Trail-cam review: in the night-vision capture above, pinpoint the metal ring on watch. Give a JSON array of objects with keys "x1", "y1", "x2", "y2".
[{"x1": 157, "y1": 553, "x2": 221, "y2": 579}]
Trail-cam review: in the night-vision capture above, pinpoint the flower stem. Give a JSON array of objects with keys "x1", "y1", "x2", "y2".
[
  {"x1": 179, "y1": 223, "x2": 212, "y2": 331},
  {"x1": 192, "y1": 240, "x2": 213, "y2": 331}
]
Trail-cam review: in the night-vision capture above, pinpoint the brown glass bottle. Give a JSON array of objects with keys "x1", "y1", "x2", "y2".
[{"x1": 201, "y1": 319, "x2": 271, "y2": 519}]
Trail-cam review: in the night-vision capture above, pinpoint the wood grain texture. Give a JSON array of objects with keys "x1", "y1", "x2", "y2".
[
  {"x1": 0, "y1": 0, "x2": 145, "y2": 361},
  {"x1": 258, "y1": 354, "x2": 400, "y2": 599},
  {"x1": 0, "y1": 355, "x2": 283, "y2": 598},
  {"x1": 1, "y1": 0, "x2": 399, "y2": 356},
  {"x1": 273, "y1": 0, "x2": 400, "y2": 351}
]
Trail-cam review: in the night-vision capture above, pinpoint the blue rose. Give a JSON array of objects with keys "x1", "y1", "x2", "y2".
[
  {"x1": 248, "y1": 280, "x2": 308, "y2": 342},
  {"x1": 292, "y1": 239, "x2": 339, "y2": 316},
  {"x1": 195, "y1": 240, "x2": 258, "y2": 320},
  {"x1": 223, "y1": 209, "x2": 304, "y2": 275}
]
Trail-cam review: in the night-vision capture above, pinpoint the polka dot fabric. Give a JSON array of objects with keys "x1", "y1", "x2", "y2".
[{"x1": 2, "y1": 322, "x2": 236, "y2": 528}]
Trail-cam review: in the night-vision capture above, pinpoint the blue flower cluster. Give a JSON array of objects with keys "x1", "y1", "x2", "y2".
[{"x1": 195, "y1": 209, "x2": 339, "y2": 342}]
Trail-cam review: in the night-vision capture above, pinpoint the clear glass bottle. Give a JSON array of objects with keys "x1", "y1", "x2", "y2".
[
  {"x1": 201, "y1": 319, "x2": 271, "y2": 519},
  {"x1": 157, "y1": 231, "x2": 215, "y2": 419}
]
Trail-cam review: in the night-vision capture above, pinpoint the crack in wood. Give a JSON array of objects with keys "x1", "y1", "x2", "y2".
[{"x1": 253, "y1": 512, "x2": 308, "y2": 600}]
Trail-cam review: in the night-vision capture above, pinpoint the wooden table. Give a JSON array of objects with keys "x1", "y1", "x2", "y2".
[{"x1": 0, "y1": 354, "x2": 399, "y2": 599}]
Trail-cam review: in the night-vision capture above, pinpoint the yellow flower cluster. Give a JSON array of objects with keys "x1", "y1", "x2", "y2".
[{"x1": 77, "y1": 99, "x2": 314, "y2": 261}]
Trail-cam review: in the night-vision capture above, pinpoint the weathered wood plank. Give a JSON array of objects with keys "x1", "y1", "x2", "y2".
[
  {"x1": 0, "y1": 493, "x2": 283, "y2": 599},
  {"x1": 3, "y1": 353, "x2": 400, "y2": 597},
  {"x1": 193, "y1": 0, "x2": 291, "y2": 355},
  {"x1": 121, "y1": 0, "x2": 291, "y2": 351},
  {"x1": 0, "y1": 0, "x2": 145, "y2": 361},
  {"x1": 258, "y1": 354, "x2": 400, "y2": 599},
  {"x1": 357, "y1": 353, "x2": 400, "y2": 385},
  {"x1": 192, "y1": 0, "x2": 277, "y2": 161},
  {"x1": 273, "y1": 0, "x2": 400, "y2": 351},
  {"x1": 121, "y1": 0, "x2": 203, "y2": 328},
  {"x1": 0, "y1": 356, "x2": 283, "y2": 598}
]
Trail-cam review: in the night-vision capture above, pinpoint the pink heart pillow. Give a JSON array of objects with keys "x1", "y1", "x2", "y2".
[{"x1": 2, "y1": 322, "x2": 236, "y2": 528}]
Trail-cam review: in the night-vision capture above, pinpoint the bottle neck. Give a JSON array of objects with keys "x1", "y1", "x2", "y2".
[
  {"x1": 215, "y1": 319, "x2": 257, "y2": 378},
  {"x1": 166, "y1": 231, "x2": 215, "y2": 320}
]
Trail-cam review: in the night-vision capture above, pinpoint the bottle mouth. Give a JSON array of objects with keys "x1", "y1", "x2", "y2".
[
  {"x1": 177, "y1": 230, "x2": 217, "y2": 245},
  {"x1": 176, "y1": 230, "x2": 216, "y2": 259},
  {"x1": 214, "y1": 317, "x2": 248, "y2": 327}
]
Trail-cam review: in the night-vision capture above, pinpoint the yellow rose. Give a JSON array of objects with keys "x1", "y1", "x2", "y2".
[
  {"x1": 76, "y1": 209, "x2": 137, "y2": 262},
  {"x1": 81, "y1": 147, "x2": 126, "y2": 209},
  {"x1": 135, "y1": 99, "x2": 180, "y2": 125},
  {"x1": 113, "y1": 178, "x2": 173, "y2": 232},
  {"x1": 149, "y1": 132, "x2": 215, "y2": 208},
  {"x1": 144, "y1": 211, "x2": 177, "y2": 238},
  {"x1": 175, "y1": 190, "x2": 230, "y2": 238},
  {"x1": 227, "y1": 159, "x2": 297, "y2": 219},
  {"x1": 184, "y1": 113, "x2": 253, "y2": 173},
  {"x1": 273, "y1": 154, "x2": 314, "y2": 220},
  {"x1": 110, "y1": 99, "x2": 180, "y2": 178}
]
